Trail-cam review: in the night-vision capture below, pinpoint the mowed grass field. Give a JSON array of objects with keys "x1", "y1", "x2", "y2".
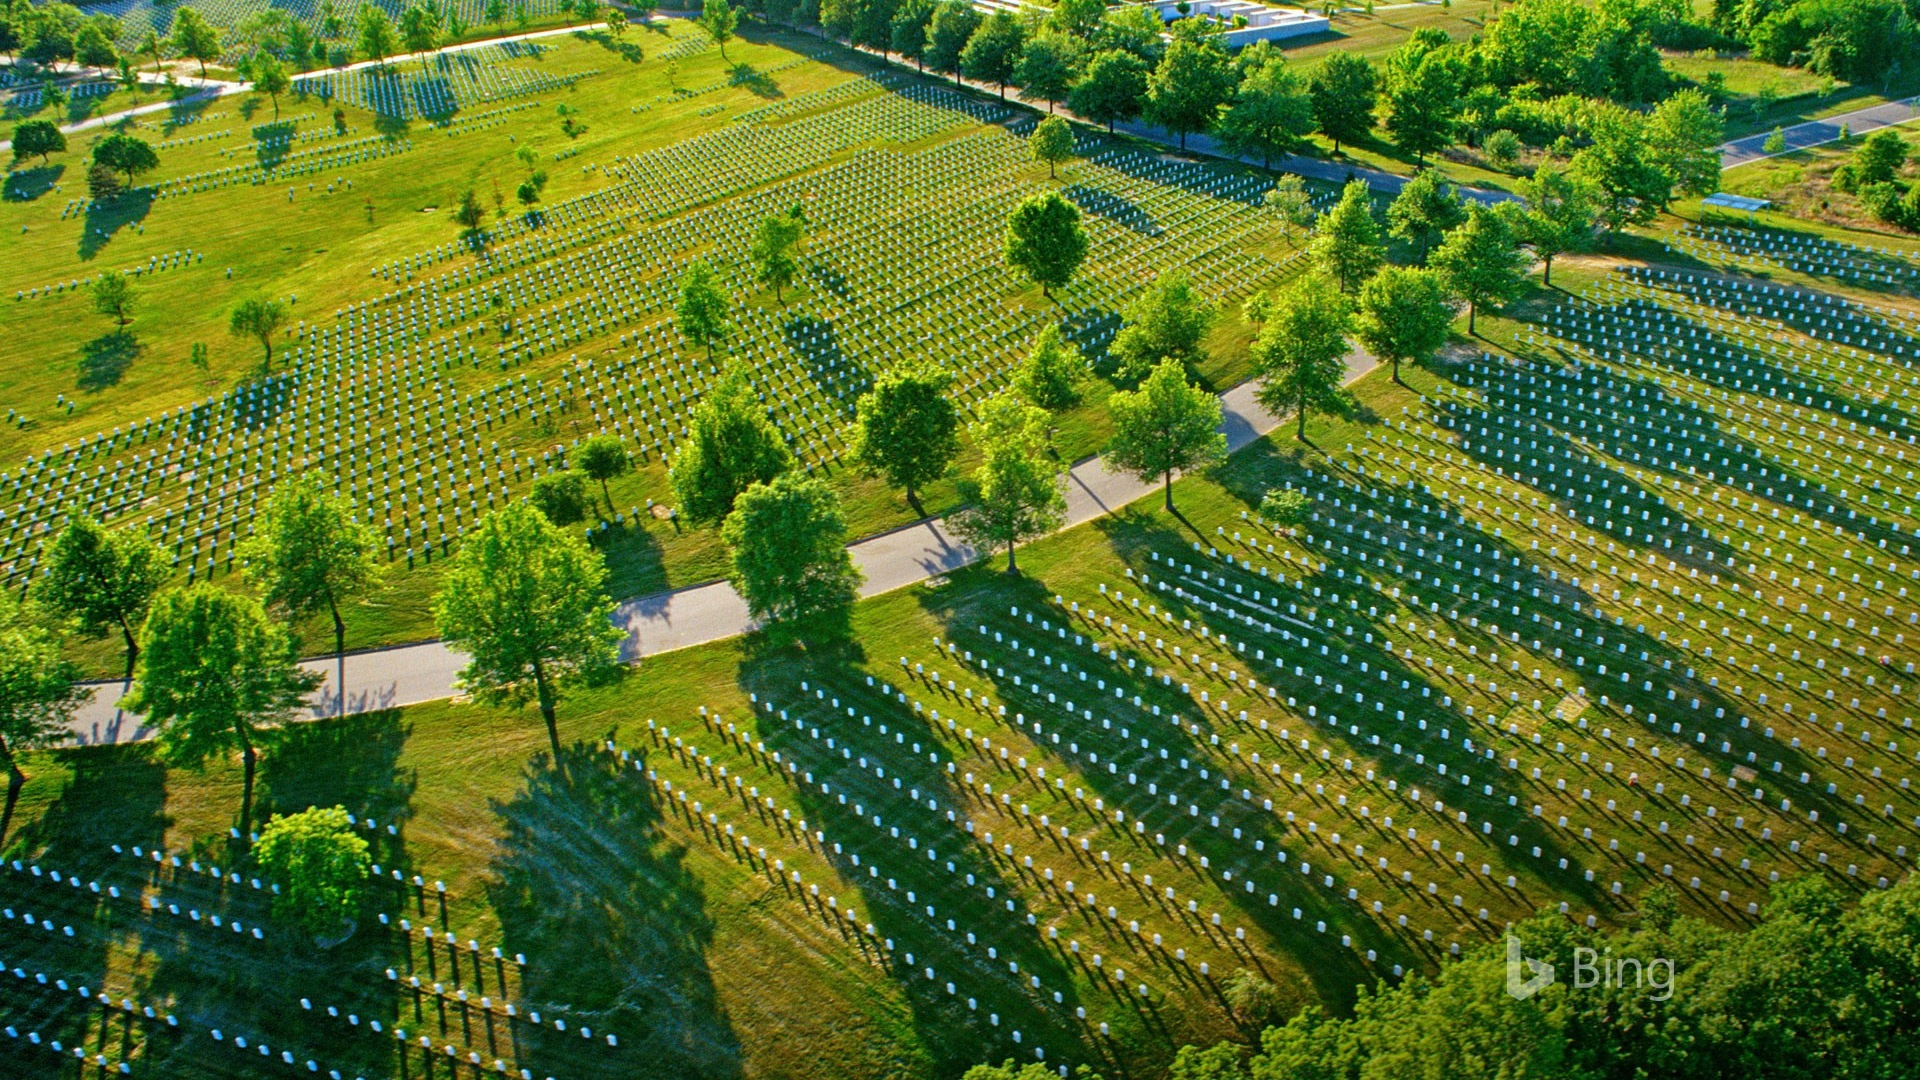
[
  {"x1": 7, "y1": 195, "x2": 1920, "y2": 1076},
  {"x1": 2, "y1": 18, "x2": 1322, "y2": 676}
]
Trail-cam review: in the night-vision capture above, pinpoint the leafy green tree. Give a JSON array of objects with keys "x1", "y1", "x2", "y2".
[
  {"x1": 962, "y1": 1060, "x2": 1064, "y2": 1080},
  {"x1": 1515, "y1": 162, "x2": 1597, "y2": 285},
  {"x1": 1013, "y1": 323, "x2": 1083, "y2": 412},
  {"x1": 1355, "y1": 266, "x2": 1455, "y2": 383},
  {"x1": 1309, "y1": 179, "x2": 1384, "y2": 293},
  {"x1": 1103, "y1": 357, "x2": 1225, "y2": 512},
  {"x1": 169, "y1": 6, "x2": 220, "y2": 75},
  {"x1": 1169, "y1": 1043, "x2": 1249, "y2": 1080},
  {"x1": 1263, "y1": 174, "x2": 1317, "y2": 247},
  {"x1": 1259, "y1": 487, "x2": 1309, "y2": 527},
  {"x1": 433, "y1": 502, "x2": 621, "y2": 762},
  {"x1": 1097, "y1": 3, "x2": 1164, "y2": 60},
  {"x1": 752, "y1": 208, "x2": 806, "y2": 302},
  {"x1": 124, "y1": 585, "x2": 321, "y2": 842},
  {"x1": 1004, "y1": 190, "x2": 1087, "y2": 298},
  {"x1": 399, "y1": 1, "x2": 440, "y2": 60},
  {"x1": 1386, "y1": 169, "x2": 1467, "y2": 264},
  {"x1": 1015, "y1": 30, "x2": 1083, "y2": 112},
  {"x1": 454, "y1": 186, "x2": 487, "y2": 236},
  {"x1": 1029, "y1": 114, "x2": 1075, "y2": 178},
  {"x1": 91, "y1": 270, "x2": 133, "y2": 327},
  {"x1": 254, "y1": 806, "x2": 371, "y2": 936},
  {"x1": 41, "y1": 514, "x2": 166, "y2": 677},
  {"x1": 11, "y1": 119, "x2": 65, "y2": 164},
  {"x1": 240, "y1": 471, "x2": 381, "y2": 714},
  {"x1": 926, "y1": 0, "x2": 981, "y2": 86},
  {"x1": 702, "y1": 0, "x2": 737, "y2": 59},
  {"x1": 251, "y1": 51, "x2": 291, "y2": 117},
  {"x1": 230, "y1": 296, "x2": 290, "y2": 370},
  {"x1": 890, "y1": 0, "x2": 935, "y2": 68},
  {"x1": 1853, "y1": 128, "x2": 1908, "y2": 184},
  {"x1": 1572, "y1": 104, "x2": 1671, "y2": 232},
  {"x1": 1431, "y1": 203, "x2": 1530, "y2": 333},
  {"x1": 1646, "y1": 87, "x2": 1723, "y2": 198},
  {"x1": 606, "y1": 7, "x2": 627, "y2": 35},
  {"x1": 575, "y1": 434, "x2": 633, "y2": 514},
  {"x1": 1049, "y1": 0, "x2": 1106, "y2": 36},
  {"x1": 721, "y1": 473, "x2": 862, "y2": 635},
  {"x1": 73, "y1": 16, "x2": 116, "y2": 67},
  {"x1": 950, "y1": 394, "x2": 1065, "y2": 574},
  {"x1": 528, "y1": 470, "x2": 592, "y2": 526},
  {"x1": 1110, "y1": 271, "x2": 1214, "y2": 382},
  {"x1": 1216, "y1": 55, "x2": 1315, "y2": 169},
  {"x1": 1146, "y1": 36, "x2": 1234, "y2": 150},
  {"x1": 1069, "y1": 48, "x2": 1148, "y2": 133},
  {"x1": 670, "y1": 371, "x2": 795, "y2": 526},
  {"x1": 1383, "y1": 40, "x2": 1458, "y2": 164},
  {"x1": 0, "y1": 592, "x2": 88, "y2": 843},
  {"x1": 94, "y1": 133, "x2": 158, "y2": 186},
  {"x1": 852, "y1": 360, "x2": 960, "y2": 511},
  {"x1": 1761, "y1": 125, "x2": 1786, "y2": 155},
  {"x1": 960, "y1": 10, "x2": 1025, "y2": 98},
  {"x1": 356, "y1": 5, "x2": 399, "y2": 67},
  {"x1": 676, "y1": 260, "x2": 732, "y2": 359},
  {"x1": 1250, "y1": 272, "x2": 1353, "y2": 440}
]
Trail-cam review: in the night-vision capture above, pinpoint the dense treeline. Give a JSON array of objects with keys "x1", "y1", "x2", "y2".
[{"x1": 968, "y1": 875, "x2": 1920, "y2": 1080}]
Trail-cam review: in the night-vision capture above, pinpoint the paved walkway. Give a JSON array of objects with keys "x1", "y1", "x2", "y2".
[
  {"x1": 64, "y1": 354, "x2": 1376, "y2": 745},
  {"x1": 1722, "y1": 94, "x2": 1920, "y2": 169}
]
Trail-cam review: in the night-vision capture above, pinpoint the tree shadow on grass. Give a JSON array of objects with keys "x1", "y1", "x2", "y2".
[
  {"x1": 78, "y1": 188, "x2": 155, "y2": 261},
  {"x1": 3, "y1": 162, "x2": 64, "y2": 201},
  {"x1": 78, "y1": 329, "x2": 143, "y2": 391},
  {"x1": 727, "y1": 62, "x2": 782, "y2": 99},
  {"x1": 582, "y1": 29, "x2": 644, "y2": 63},
  {"x1": 487, "y1": 745, "x2": 742, "y2": 1080}
]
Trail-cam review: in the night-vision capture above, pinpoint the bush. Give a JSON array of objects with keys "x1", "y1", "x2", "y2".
[
  {"x1": 255, "y1": 806, "x2": 370, "y2": 938},
  {"x1": 528, "y1": 470, "x2": 592, "y2": 526},
  {"x1": 1260, "y1": 488, "x2": 1310, "y2": 527},
  {"x1": 1484, "y1": 128, "x2": 1522, "y2": 168},
  {"x1": 1857, "y1": 180, "x2": 1905, "y2": 224}
]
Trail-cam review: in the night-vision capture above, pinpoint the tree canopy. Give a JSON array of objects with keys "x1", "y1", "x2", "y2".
[
  {"x1": 949, "y1": 394, "x2": 1066, "y2": 573},
  {"x1": 1310, "y1": 179, "x2": 1385, "y2": 294},
  {"x1": 254, "y1": 805, "x2": 371, "y2": 937},
  {"x1": 669, "y1": 370, "x2": 795, "y2": 526},
  {"x1": 1102, "y1": 357, "x2": 1226, "y2": 512},
  {"x1": 851, "y1": 359, "x2": 961, "y2": 508},
  {"x1": 240, "y1": 471, "x2": 381, "y2": 700},
  {"x1": 230, "y1": 297, "x2": 290, "y2": 370},
  {"x1": 1431, "y1": 203, "x2": 1530, "y2": 333},
  {"x1": 676, "y1": 259, "x2": 733, "y2": 358},
  {"x1": 1013, "y1": 323, "x2": 1084, "y2": 412},
  {"x1": 1250, "y1": 272, "x2": 1354, "y2": 440},
  {"x1": 1004, "y1": 189, "x2": 1088, "y2": 297},
  {"x1": 41, "y1": 514, "x2": 166, "y2": 677},
  {"x1": 1355, "y1": 266, "x2": 1456, "y2": 382},
  {"x1": 721, "y1": 472, "x2": 863, "y2": 636},
  {"x1": 1110, "y1": 271, "x2": 1216, "y2": 383}
]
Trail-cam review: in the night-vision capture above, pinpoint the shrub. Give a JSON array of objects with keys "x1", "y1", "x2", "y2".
[{"x1": 255, "y1": 806, "x2": 371, "y2": 938}]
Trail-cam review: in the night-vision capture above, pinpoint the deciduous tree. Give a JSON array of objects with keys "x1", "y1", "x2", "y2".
[
  {"x1": 529, "y1": 470, "x2": 592, "y2": 526},
  {"x1": 1430, "y1": 203, "x2": 1529, "y2": 333},
  {"x1": 721, "y1": 473, "x2": 863, "y2": 635},
  {"x1": 41, "y1": 514, "x2": 166, "y2": 677},
  {"x1": 1013, "y1": 323, "x2": 1083, "y2": 412},
  {"x1": 0, "y1": 592, "x2": 88, "y2": 844},
  {"x1": 1309, "y1": 53, "x2": 1377, "y2": 152},
  {"x1": 169, "y1": 6, "x2": 220, "y2": 75},
  {"x1": 1004, "y1": 189, "x2": 1087, "y2": 297},
  {"x1": 1103, "y1": 357, "x2": 1225, "y2": 512},
  {"x1": 94, "y1": 133, "x2": 157, "y2": 186},
  {"x1": 90, "y1": 270, "x2": 133, "y2": 326},
  {"x1": 575, "y1": 434, "x2": 632, "y2": 514},
  {"x1": 669, "y1": 370, "x2": 794, "y2": 525},
  {"x1": 1515, "y1": 162, "x2": 1597, "y2": 285},
  {"x1": 1216, "y1": 55, "x2": 1315, "y2": 169},
  {"x1": 676, "y1": 259, "x2": 732, "y2": 359},
  {"x1": 960, "y1": 10, "x2": 1025, "y2": 98},
  {"x1": 1309, "y1": 179, "x2": 1384, "y2": 293},
  {"x1": 1029, "y1": 114, "x2": 1075, "y2": 178},
  {"x1": 1110, "y1": 271, "x2": 1214, "y2": 382},
  {"x1": 10, "y1": 118, "x2": 65, "y2": 164},
  {"x1": 254, "y1": 805, "x2": 371, "y2": 937},
  {"x1": 1355, "y1": 266, "x2": 1455, "y2": 383},
  {"x1": 950, "y1": 394, "x2": 1065, "y2": 573},
  {"x1": 1250, "y1": 272, "x2": 1354, "y2": 440},
  {"x1": 1146, "y1": 36, "x2": 1233, "y2": 150},
  {"x1": 1068, "y1": 49, "x2": 1148, "y2": 133},
  {"x1": 851, "y1": 359, "x2": 960, "y2": 511},
  {"x1": 230, "y1": 296, "x2": 290, "y2": 370},
  {"x1": 1386, "y1": 169, "x2": 1467, "y2": 264}
]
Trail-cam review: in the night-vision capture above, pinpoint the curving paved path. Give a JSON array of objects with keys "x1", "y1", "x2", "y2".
[
  {"x1": 1722, "y1": 94, "x2": 1920, "y2": 170},
  {"x1": 64, "y1": 355, "x2": 1376, "y2": 745}
]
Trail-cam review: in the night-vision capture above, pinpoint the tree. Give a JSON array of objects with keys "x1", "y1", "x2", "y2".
[
  {"x1": 1355, "y1": 266, "x2": 1455, "y2": 383},
  {"x1": 90, "y1": 270, "x2": 133, "y2": 326},
  {"x1": 356, "y1": 5, "x2": 399, "y2": 68},
  {"x1": 851, "y1": 360, "x2": 960, "y2": 511},
  {"x1": 11, "y1": 119, "x2": 65, "y2": 165},
  {"x1": 1386, "y1": 169, "x2": 1467, "y2": 265},
  {"x1": 1003, "y1": 190, "x2": 1087, "y2": 298},
  {"x1": 1309, "y1": 55, "x2": 1377, "y2": 152},
  {"x1": 454, "y1": 186, "x2": 487, "y2": 236},
  {"x1": 528, "y1": 470, "x2": 592, "y2": 526},
  {"x1": 1515, "y1": 162, "x2": 1597, "y2": 285},
  {"x1": 1646, "y1": 87, "x2": 1723, "y2": 198},
  {"x1": 949, "y1": 394, "x2": 1065, "y2": 573},
  {"x1": 1013, "y1": 323, "x2": 1083, "y2": 412},
  {"x1": 606, "y1": 7, "x2": 627, "y2": 35},
  {"x1": 752, "y1": 208, "x2": 806, "y2": 302},
  {"x1": 433, "y1": 502, "x2": 621, "y2": 762},
  {"x1": 1104, "y1": 357, "x2": 1226, "y2": 512},
  {"x1": 1110, "y1": 271, "x2": 1214, "y2": 382},
  {"x1": 670, "y1": 370, "x2": 794, "y2": 526},
  {"x1": 1015, "y1": 30, "x2": 1083, "y2": 112},
  {"x1": 41, "y1": 514, "x2": 166, "y2": 678},
  {"x1": 571, "y1": 435, "x2": 631, "y2": 515},
  {"x1": 1383, "y1": 42, "x2": 1458, "y2": 164},
  {"x1": 252, "y1": 51, "x2": 290, "y2": 117},
  {"x1": 1216, "y1": 55, "x2": 1315, "y2": 169},
  {"x1": 676, "y1": 260, "x2": 732, "y2": 359},
  {"x1": 1264, "y1": 174, "x2": 1317, "y2": 247},
  {"x1": 1250, "y1": 272, "x2": 1353, "y2": 440},
  {"x1": 1069, "y1": 49, "x2": 1148, "y2": 133},
  {"x1": 137, "y1": 28, "x2": 163, "y2": 73},
  {"x1": 239, "y1": 471, "x2": 381, "y2": 715},
  {"x1": 1029, "y1": 114, "x2": 1075, "y2": 178},
  {"x1": 254, "y1": 806, "x2": 371, "y2": 937},
  {"x1": 94, "y1": 133, "x2": 158, "y2": 186},
  {"x1": 1853, "y1": 128, "x2": 1908, "y2": 185},
  {"x1": 891, "y1": 0, "x2": 935, "y2": 68},
  {"x1": 960, "y1": 11, "x2": 1025, "y2": 98},
  {"x1": 230, "y1": 296, "x2": 290, "y2": 370},
  {"x1": 1050, "y1": 0, "x2": 1106, "y2": 36},
  {"x1": 0, "y1": 592, "x2": 88, "y2": 844},
  {"x1": 124, "y1": 586, "x2": 321, "y2": 842},
  {"x1": 169, "y1": 6, "x2": 220, "y2": 76},
  {"x1": 73, "y1": 17, "x2": 116, "y2": 68},
  {"x1": 1146, "y1": 37, "x2": 1234, "y2": 150},
  {"x1": 1431, "y1": 203, "x2": 1529, "y2": 334},
  {"x1": 721, "y1": 473, "x2": 863, "y2": 635},
  {"x1": 399, "y1": 1, "x2": 440, "y2": 61},
  {"x1": 1572, "y1": 105, "x2": 1671, "y2": 232},
  {"x1": 702, "y1": 0, "x2": 737, "y2": 59},
  {"x1": 926, "y1": 0, "x2": 981, "y2": 86},
  {"x1": 1309, "y1": 179, "x2": 1384, "y2": 293}
]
